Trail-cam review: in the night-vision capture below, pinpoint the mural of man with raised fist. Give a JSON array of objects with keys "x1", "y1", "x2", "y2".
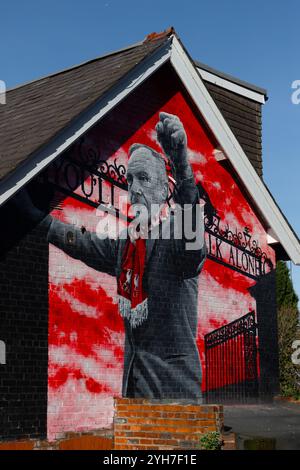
[{"x1": 17, "y1": 112, "x2": 207, "y2": 400}]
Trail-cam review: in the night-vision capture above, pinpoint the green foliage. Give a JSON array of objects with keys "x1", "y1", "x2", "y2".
[
  {"x1": 198, "y1": 431, "x2": 223, "y2": 450},
  {"x1": 276, "y1": 261, "x2": 298, "y2": 309},
  {"x1": 277, "y1": 305, "x2": 300, "y2": 398},
  {"x1": 276, "y1": 261, "x2": 300, "y2": 399}
]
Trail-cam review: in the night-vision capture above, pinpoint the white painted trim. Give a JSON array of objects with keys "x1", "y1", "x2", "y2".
[
  {"x1": 0, "y1": 340, "x2": 6, "y2": 365},
  {"x1": 197, "y1": 68, "x2": 266, "y2": 104},
  {"x1": 267, "y1": 234, "x2": 279, "y2": 245},
  {"x1": 170, "y1": 36, "x2": 300, "y2": 265},
  {"x1": 267, "y1": 228, "x2": 279, "y2": 244},
  {"x1": 213, "y1": 149, "x2": 227, "y2": 161},
  {"x1": 0, "y1": 40, "x2": 172, "y2": 207}
]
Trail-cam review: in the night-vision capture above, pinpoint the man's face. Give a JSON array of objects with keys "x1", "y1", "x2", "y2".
[{"x1": 127, "y1": 147, "x2": 168, "y2": 212}]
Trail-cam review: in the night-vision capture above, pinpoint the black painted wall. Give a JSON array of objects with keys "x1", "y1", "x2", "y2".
[
  {"x1": 249, "y1": 270, "x2": 280, "y2": 400},
  {"x1": 0, "y1": 197, "x2": 48, "y2": 440}
]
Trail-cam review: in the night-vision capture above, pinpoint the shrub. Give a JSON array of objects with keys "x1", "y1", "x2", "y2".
[
  {"x1": 198, "y1": 431, "x2": 223, "y2": 450},
  {"x1": 276, "y1": 261, "x2": 300, "y2": 399}
]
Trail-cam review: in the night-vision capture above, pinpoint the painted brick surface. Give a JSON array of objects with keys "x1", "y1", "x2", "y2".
[
  {"x1": 45, "y1": 64, "x2": 277, "y2": 439},
  {"x1": 0, "y1": 202, "x2": 48, "y2": 440},
  {"x1": 0, "y1": 63, "x2": 278, "y2": 444}
]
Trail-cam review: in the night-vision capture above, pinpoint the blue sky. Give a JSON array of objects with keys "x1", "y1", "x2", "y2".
[{"x1": 1, "y1": 0, "x2": 299, "y2": 302}]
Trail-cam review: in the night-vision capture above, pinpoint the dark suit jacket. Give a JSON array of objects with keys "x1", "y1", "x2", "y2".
[{"x1": 47, "y1": 210, "x2": 206, "y2": 400}]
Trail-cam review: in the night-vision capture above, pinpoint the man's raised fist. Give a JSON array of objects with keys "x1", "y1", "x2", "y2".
[{"x1": 156, "y1": 112, "x2": 188, "y2": 167}]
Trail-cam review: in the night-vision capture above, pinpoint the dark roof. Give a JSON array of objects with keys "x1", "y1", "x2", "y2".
[
  {"x1": 0, "y1": 29, "x2": 267, "y2": 186},
  {"x1": 0, "y1": 31, "x2": 298, "y2": 261},
  {"x1": 195, "y1": 60, "x2": 268, "y2": 98},
  {"x1": 0, "y1": 34, "x2": 169, "y2": 182}
]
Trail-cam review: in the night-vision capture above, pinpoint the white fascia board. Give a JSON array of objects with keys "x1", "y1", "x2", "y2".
[
  {"x1": 0, "y1": 40, "x2": 172, "y2": 207},
  {"x1": 267, "y1": 228, "x2": 279, "y2": 244},
  {"x1": 267, "y1": 234, "x2": 279, "y2": 245},
  {"x1": 170, "y1": 35, "x2": 300, "y2": 265},
  {"x1": 197, "y1": 68, "x2": 266, "y2": 104}
]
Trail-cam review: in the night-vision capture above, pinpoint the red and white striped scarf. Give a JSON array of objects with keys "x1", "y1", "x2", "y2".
[{"x1": 117, "y1": 237, "x2": 148, "y2": 328}]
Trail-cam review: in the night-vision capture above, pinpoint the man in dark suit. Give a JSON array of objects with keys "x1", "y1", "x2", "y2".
[{"x1": 17, "y1": 112, "x2": 206, "y2": 399}]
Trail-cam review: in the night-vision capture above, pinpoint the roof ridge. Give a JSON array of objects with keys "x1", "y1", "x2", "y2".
[
  {"x1": 6, "y1": 28, "x2": 175, "y2": 94},
  {"x1": 144, "y1": 26, "x2": 175, "y2": 43}
]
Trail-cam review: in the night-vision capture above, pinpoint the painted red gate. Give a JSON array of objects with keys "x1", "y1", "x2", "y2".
[{"x1": 204, "y1": 311, "x2": 259, "y2": 402}]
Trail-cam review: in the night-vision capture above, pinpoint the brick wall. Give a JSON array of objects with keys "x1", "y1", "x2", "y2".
[
  {"x1": 114, "y1": 398, "x2": 223, "y2": 450},
  {"x1": 0, "y1": 63, "x2": 278, "y2": 444},
  {"x1": 45, "y1": 63, "x2": 277, "y2": 440},
  {"x1": 204, "y1": 81, "x2": 263, "y2": 178},
  {"x1": 0, "y1": 199, "x2": 49, "y2": 440},
  {"x1": 0, "y1": 430, "x2": 113, "y2": 450}
]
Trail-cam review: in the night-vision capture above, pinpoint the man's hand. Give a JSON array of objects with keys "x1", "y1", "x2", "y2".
[
  {"x1": 156, "y1": 112, "x2": 198, "y2": 206},
  {"x1": 156, "y1": 112, "x2": 188, "y2": 168}
]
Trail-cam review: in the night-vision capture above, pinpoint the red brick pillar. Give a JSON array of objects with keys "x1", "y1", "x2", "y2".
[{"x1": 114, "y1": 398, "x2": 223, "y2": 450}]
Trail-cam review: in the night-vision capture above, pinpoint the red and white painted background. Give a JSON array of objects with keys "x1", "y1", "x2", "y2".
[{"x1": 47, "y1": 67, "x2": 276, "y2": 440}]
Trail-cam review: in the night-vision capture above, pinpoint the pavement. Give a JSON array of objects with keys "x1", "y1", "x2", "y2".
[{"x1": 224, "y1": 400, "x2": 300, "y2": 450}]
